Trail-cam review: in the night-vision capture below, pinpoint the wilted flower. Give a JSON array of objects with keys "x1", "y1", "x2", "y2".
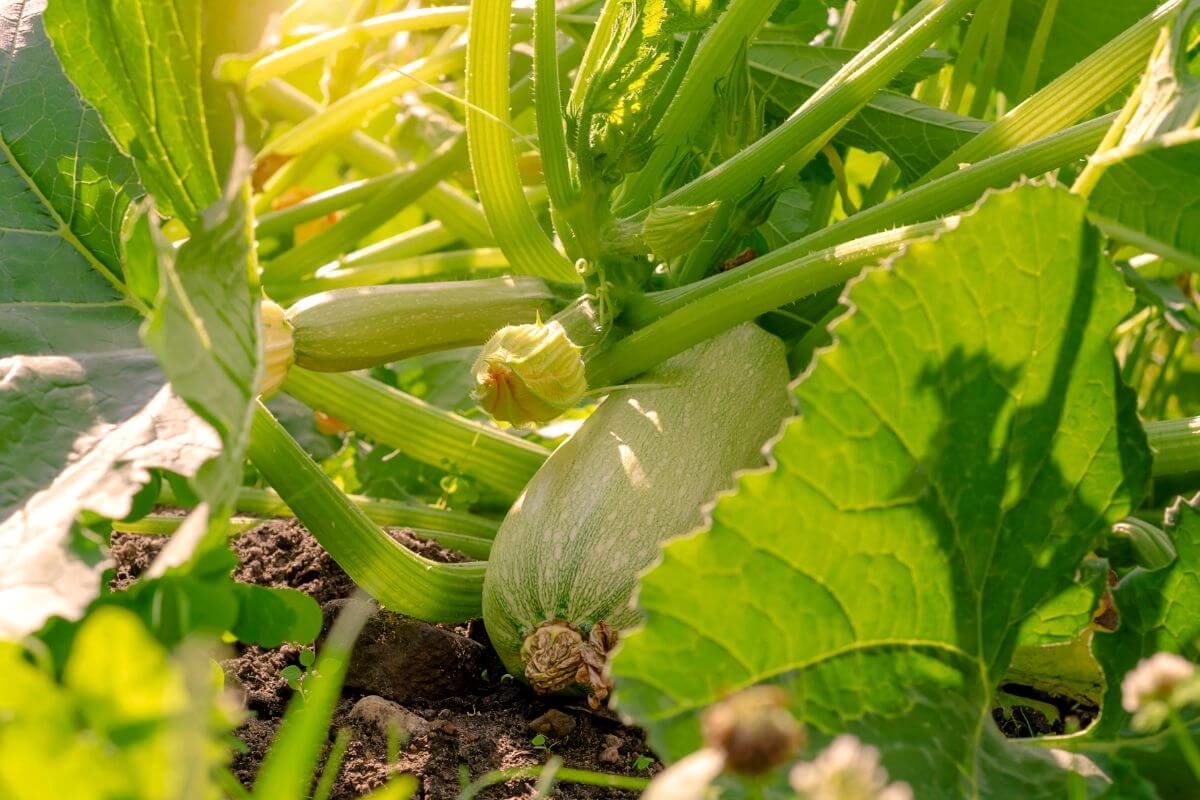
[
  {"x1": 789, "y1": 735, "x2": 912, "y2": 800},
  {"x1": 1121, "y1": 652, "x2": 1200, "y2": 731},
  {"x1": 472, "y1": 318, "x2": 586, "y2": 425}
]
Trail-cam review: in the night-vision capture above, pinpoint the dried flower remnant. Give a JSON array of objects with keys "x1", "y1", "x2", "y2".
[
  {"x1": 702, "y1": 686, "x2": 804, "y2": 775},
  {"x1": 789, "y1": 735, "x2": 913, "y2": 800}
]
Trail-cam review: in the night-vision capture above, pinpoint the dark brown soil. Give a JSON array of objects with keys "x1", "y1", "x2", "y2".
[{"x1": 110, "y1": 520, "x2": 657, "y2": 799}]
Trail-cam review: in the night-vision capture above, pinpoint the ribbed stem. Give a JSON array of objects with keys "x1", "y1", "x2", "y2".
[
  {"x1": 920, "y1": 0, "x2": 1183, "y2": 183},
  {"x1": 159, "y1": 484, "x2": 499, "y2": 538},
  {"x1": 247, "y1": 403, "x2": 484, "y2": 622},
  {"x1": 286, "y1": 276, "x2": 564, "y2": 371},
  {"x1": 246, "y1": 5, "x2": 471, "y2": 88},
  {"x1": 1016, "y1": 0, "x2": 1061, "y2": 100},
  {"x1": 257, "y1": 172, "x2": 399, "y2": 238},
  {"x1": 1147, "y1": 416, "x2": 1200, "y2": 477},
  {"x1": 622, "y1": 218, "x2": 951, "y2": 327},
  {"x1": 251, "y1": 80, "x2": 491, "y2": 242},
  {"x1": 534, "y1": 0, "x2": 578, "y2": 213},
  {"x1": 466, "y1": 0, "x2": 578, "y2": 282},
  {"x1": 340, "y1": 222, "x2": 459, "y2": 266},
  {"x1": 282, "y1": 369, "x2": 548, "y2": 500}
]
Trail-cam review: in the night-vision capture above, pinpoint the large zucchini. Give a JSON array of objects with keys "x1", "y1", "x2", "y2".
[{"x1": 482, "y1": 324, "x2": 791, "y2": 702}]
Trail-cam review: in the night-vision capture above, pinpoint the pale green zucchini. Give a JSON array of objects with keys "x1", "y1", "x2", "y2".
[
  {"x1": 482, "y1": 324, "x2": 792, "y2": 702},
  {"x1": 286, "y1": 276, "x2": 563, "y2": 371}
]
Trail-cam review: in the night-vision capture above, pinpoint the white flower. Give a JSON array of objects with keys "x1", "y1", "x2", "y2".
[
  {"x1": 789, "y1": 735, "x2": 912, "y2": 800},
  {"x1": 641, "y1": 748, "x2": 725, "y2": 800},
  {"x1": 1121, "y1": 652, "x2": 1200, "y2": 732}
]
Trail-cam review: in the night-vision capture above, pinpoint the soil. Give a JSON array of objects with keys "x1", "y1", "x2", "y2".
[{"x1": 110, "y1": 520, "x2": 657, "y2": 800}]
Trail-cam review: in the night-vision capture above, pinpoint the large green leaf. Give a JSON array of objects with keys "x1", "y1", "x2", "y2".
[
  {"x1": 44, "y1": 0, "x2": 222, "y2": 225},
  {"x1": 0, "y1": 0, "x2": 258, "y2": 637},
  {"x1": 751, "y1": 42, "x2": 987, "y2": 179},
  {"x1": 611, "y1": 184, "x2": 1151, "y2": 796}
]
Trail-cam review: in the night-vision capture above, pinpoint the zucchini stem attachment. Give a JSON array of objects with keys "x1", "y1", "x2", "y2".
[{"x1": 521, "y1": 620, "x2": 617, "y2": 708}]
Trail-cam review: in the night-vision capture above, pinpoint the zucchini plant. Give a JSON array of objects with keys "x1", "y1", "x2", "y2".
[{"x1": 4, "y1": 0, "x2": 1200, "y2": 796}]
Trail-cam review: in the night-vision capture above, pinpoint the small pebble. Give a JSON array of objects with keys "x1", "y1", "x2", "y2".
[{"x1": 348, "y1": 695, "x2": 430, "y2": 740}]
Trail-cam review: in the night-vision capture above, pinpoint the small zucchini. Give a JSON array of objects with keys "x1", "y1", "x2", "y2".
[
  {"x1": 286, "y1": 276, "x2": 564, "y2": 372},
  {"x1": 482, "y1": 323, "x2": 791, "y2": 703}
]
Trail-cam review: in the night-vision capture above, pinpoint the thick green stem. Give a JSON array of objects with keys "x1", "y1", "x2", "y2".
[
  {"x1": 247, "y1": 403, "x2": 484, "y2": 622},
  {"x1": 160, "y1": 484, "x2": 499, "y2": 538},
  {"x1": 837, "y1": 0, "x2": 900, "y2": 48},
  {"x1": 263, "y1": 137, "x2": 469, "y2": 283},
  {"x1": 340, "y1": 222, "x2": 459, "y2": 266},
  {"x1": 920, "y1": 0, "x2": 1183, "y2": 183},
  {"x1": 615, "y1": 0, "x2": 782, "y2": 213},
  {"x1": 287, "y1": 276, "x2": 566, "y2": 371},
  {"x1": 282, "y1": 369, "x2": 548, "y2": 500},
  {"x1": 1147, "y1": 416, "x2": 1200, "y2": 477},
  {"x1": 593, "y1": 219, "x2": 958, "y2": 385},
  {"x1": 534, "y1": 0, "x2": 578, "y2": 213},
  {"x1": 623, "y1": 219, "x2": 951, "y2": 327},
  {"x1": 466, "y1": 0, "x2": 578, "y2": 282},
  {"x1": 638, "y1": 0, "x2": 980, "y2": 215}
]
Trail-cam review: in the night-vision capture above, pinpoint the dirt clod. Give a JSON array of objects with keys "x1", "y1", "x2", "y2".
[
  {"x1": 322, "y1": 599, "x2": 486, "y2": 703},
  {"x1": 528, "y1": 709, "x2": 576, "y2": 739}
]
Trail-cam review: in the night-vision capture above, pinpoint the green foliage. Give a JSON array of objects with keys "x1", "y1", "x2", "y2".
[
  {"x1": 611, "y1": 185, "x2": 1152, "y2": 797},
  {"x1": 0, "y1": 606, "x2": 240, "y2": 799}
]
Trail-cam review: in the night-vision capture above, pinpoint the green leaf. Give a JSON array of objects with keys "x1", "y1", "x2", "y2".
[
  {"x1": 232, "y1": 584, "x2": 322, "y2": 649},
  {"x1": 998, "y1": 0, "x2": 1159, "y2": 97},
  {"x1": 0, "y1": 0, "x2": 221, "y2": 637},
  {"x1": 611, "y1": 184, "x2": 1151, "y2": 796},
  {"x1": 44, "y1": 0, "x2": 222, "y2": 226},
  {"x1": 140, "y1": 176, "x2": 261, "y2": 547},
  {"x1": 1088, "y1": 131, "x2": 1200, "y2": 270},
  {"x1": 751, "y1": 42, "x2": 988, "y2": 179}
]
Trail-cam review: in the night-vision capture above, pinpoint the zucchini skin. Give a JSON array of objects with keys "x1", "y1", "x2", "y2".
[
  {"x1": 287, "y1": 276, "x2": 560, "y2": 371},
  {"x1": 482, "y1": 323, "x2": 792, "y2": 683}
]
